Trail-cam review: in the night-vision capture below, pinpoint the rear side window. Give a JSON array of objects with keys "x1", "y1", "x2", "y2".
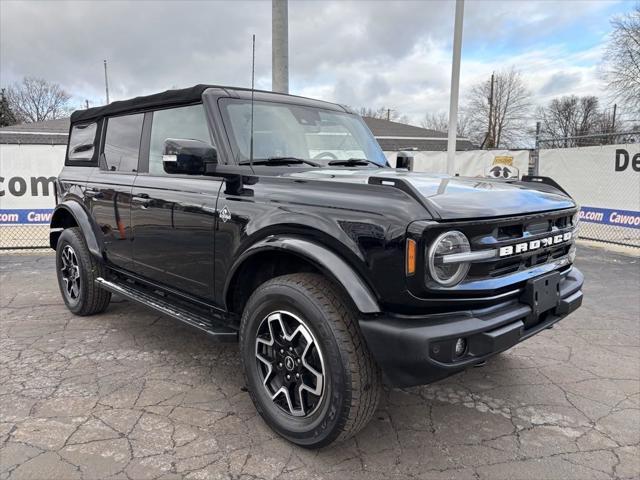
[
  {"x1": 148, "y1": 104, "x2": 212, "y2": 175},
  {"x1": 68, "y1": 123, "x2": 97, "y2": 162},
  {"x1": 102, "y1": 113, "x2": 144, "y2": 172}
]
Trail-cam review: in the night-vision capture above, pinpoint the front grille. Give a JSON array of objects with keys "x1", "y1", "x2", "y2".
[
  {"x1": 464, "y1": 211, "x2": 576, "y2": 280},
  {"x1": 416, "y1": 209, "x2": 577, "y2": 285},
  {"x1": 404, "y1": 208, "x2": 578, "y2": 311}
]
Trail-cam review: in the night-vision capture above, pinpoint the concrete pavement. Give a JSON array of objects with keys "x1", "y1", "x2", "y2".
[{"x1": 0, "y1": 246, "x2": 638, "y2": 480}]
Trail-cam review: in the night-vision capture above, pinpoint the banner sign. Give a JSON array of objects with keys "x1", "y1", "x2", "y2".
[
  {"x1": 540, "y1": 144, "x2": 640, "y2": 233},
  {"x1": 0, "y1": 144, "x2": 66, "y2": 224},
  {"x1": 384, "y1": 149, "x2": 530, "y2": 177},
  {"x1": 579, "y1": 206, "x2": 640, "y2": 229},
  {"x1": 0, "y1": 209, "x2": 53, "y2": 224}
]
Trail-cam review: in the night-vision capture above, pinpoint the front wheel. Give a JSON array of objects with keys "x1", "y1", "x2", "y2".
[{"x1": 239, "y1": 273, "x2": 381, "y2": 448}]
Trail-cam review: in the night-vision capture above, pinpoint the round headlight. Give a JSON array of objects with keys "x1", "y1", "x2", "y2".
[{"x1": 428, "y1": 231, "x2": 471, "y2": 286}]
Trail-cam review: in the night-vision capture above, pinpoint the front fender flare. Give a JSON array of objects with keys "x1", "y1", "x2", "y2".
[
  {"x1": 50, "y1": 201, "x2": 103, "y2": 258},
  {"x1": 225, "y1": 236, "x2": 381, "y2": 314}
]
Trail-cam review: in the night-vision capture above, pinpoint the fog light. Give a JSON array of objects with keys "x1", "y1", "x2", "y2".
[{"x1": 454, "y1": 338, "x2": 467, "y2": 357}]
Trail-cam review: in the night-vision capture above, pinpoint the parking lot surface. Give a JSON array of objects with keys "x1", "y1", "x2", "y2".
[{"x1": 1, "y1": 246, "x2": 638, "y2": 480}]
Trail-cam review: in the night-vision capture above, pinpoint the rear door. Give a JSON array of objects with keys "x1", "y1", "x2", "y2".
[
  {"x1": 130, "y1": 104, "x2": 222, "y2": 301},
  {"x1": 87, "y1": 113, "x2": 143, "y2": 270}
]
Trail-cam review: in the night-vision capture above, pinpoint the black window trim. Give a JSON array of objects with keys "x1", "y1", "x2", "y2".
[{"x1": 138, "y1": 112, "x2": 153, "y2": 174}]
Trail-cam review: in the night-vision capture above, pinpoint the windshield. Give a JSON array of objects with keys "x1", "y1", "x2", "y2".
[{"x1": 219, "y1": 98, "x2": 388, "y2": 166}]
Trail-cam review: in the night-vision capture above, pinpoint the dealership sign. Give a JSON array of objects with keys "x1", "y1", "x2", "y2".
[
  {"x1": 579, "y1": 206, "x2": 640, "y2": 229},
  {"x1": 0, "y1": 144, "x2": 66, "y2": 224},
  {"x1": 0, "y1": 209, "x2": 53, "y2": 224},
  {"x1": 540, "y1": 143, "x2": 640, "y2": 237}
]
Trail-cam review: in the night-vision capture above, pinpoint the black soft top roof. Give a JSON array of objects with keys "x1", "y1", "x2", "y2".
[
  {"x1": 70, "y1": 84, "x2": 348, "y2": 125},
  {"x1": 70, "y1": 85, "x2": 212, "y2": 124}
]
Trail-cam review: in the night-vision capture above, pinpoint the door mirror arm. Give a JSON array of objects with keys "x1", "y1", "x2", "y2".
[{"x1": 204, "y1": 164, "x2": 257, "y2": 196}]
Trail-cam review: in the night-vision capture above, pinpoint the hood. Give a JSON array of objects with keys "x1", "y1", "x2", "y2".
[{"x1": 286, "y1": 169, "x2": 575, "y2": 220}]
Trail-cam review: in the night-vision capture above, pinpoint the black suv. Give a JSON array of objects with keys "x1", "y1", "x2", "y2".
[{"x1": 50, "y1": 85, "x2": 583, "y2": 447}]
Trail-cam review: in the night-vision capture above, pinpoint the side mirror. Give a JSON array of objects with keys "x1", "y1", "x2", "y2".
[
  {"x1": 396, "y1": 151, "x2": 414, "y2": 171},
  {"x1": 162, "y1": 138, "x2": 217, "y2": 175}
]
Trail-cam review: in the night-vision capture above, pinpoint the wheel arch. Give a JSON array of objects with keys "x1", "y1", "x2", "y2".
[
  {"x1": 49, "y1": 201, "x2": 102, "y2": 258},
  {"x1": 224, "y1": 236, "x2": 381, "y2": 317}
]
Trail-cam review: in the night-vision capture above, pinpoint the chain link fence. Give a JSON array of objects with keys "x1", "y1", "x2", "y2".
[
  {"x1": 535, "y1": 131, "x2": 640, "y2": 248},
  {"x1": 0, "y1": 225, "x2": 50, "y2": 251}
]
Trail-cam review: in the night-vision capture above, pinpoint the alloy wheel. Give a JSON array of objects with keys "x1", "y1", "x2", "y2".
[
  {"x1": 60, "y1": 245, "x2": 81, "y2": 301},
  {"x1": 254, "y1": 310, "x2": 325, "y2": 417}
]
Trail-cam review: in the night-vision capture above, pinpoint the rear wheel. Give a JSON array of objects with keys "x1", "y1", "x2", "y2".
[
  {"x1": 239, "y1": 273, "x2": 381, "y2": 448},
  {"x1": 55, "y1": 227, "x2": 111, "y2": 315}
]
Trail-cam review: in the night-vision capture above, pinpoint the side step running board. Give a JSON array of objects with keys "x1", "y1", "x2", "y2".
[{"x1": 95, "y1": 277, "x2": 238, "y2": 342}]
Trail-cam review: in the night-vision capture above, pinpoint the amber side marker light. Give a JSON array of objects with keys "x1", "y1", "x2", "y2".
[{"x1": 406, "y1": 239, "x2": 417, "y2": 276}]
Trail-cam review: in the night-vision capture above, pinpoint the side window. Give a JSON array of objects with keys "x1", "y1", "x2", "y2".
[
  {"x1": 149, "y1": 104, "x2": 212, "y2": 175},
  {"x1": 68, "y1": 123, "x2": 97, "y2": 161},
  {"x1": 102, "y1": 113, "x2": 144, "y2": 172}
]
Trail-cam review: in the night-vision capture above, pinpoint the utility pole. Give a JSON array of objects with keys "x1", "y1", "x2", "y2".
[
  {"x1": 387, "y1": 108, "x2": 391, "y2": 121},
  {"x1": 612, "y1": 103, "x2": 617, "y2": 132},
  {"x1": 446, "y1": 0, "x2": 465, "y2": 176},
  {"x1": 103, "y1": 60, "x2": 110, "y2": 104},
  {"x1": 272, "y1": 0, "x2": 289, "y2": 94},
  {"x1": 487, "y1": 72, "x2": 494, "y2": 148},
  {"x1": 532, "y1": 121, "x2": 541, "y2": 176},
  {"x1": 85, "y1": 100, "x2": 89, "y2": 109}
]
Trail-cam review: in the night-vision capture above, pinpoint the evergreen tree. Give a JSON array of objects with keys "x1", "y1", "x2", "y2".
[{"x1": 0, "y1": 89, "x2": 17, "y2": 127}]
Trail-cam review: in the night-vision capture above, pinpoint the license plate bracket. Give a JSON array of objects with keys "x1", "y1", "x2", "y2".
[{"x1": 520, "y1": 272, "x2": 561, "y2": 325}]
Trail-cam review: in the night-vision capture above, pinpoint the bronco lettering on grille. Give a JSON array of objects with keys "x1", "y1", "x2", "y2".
[{"x1": 498, "y1": 232, "x2": 572, "y2": 257}]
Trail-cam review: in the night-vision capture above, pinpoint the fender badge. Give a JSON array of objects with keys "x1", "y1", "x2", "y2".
[{"x1": 219, "y1": 206, "x2": 232, "y2": 223}]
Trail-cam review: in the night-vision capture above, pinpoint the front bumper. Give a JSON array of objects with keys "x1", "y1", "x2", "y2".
[{"x1": 360, "y1": 267, "x2": 583, "y2": 388}]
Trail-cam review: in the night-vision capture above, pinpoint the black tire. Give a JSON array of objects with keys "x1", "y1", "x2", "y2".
[
  {"x1": 239, "y1": 273, "x2": 381, "y2": 448},
  {"x1": 55, "y1": 227, "x2": 111, "y2": 316}
]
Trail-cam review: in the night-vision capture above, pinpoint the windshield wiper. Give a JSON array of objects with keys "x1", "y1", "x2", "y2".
[
  {"x1": 328, "y1": 158, "x2": 382, "y2": 167},
  {"x1": 239, "y1": 156, "x2": 320, "y2": 167}
]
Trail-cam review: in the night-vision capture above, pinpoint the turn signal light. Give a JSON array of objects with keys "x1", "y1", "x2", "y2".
[{"x1": 406, "y1": 239, "x2": 417, "y2": 276}]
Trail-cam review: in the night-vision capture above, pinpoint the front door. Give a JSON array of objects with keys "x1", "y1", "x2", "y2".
[
  {"x1": 130, "y1": 104, "x2": 221, "y2": 301},
  {"x1": 87, "y1": 113, "x2": 144, "y2": 270}
]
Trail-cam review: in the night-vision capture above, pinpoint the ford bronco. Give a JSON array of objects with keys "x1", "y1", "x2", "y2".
[{"x1": 50, "y1": 85, "x2": 583, "y2": 447}]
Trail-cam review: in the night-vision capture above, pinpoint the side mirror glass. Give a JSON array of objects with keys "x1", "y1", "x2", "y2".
[{"x1": 162, "y1": 138, "x2": 217, "y2": 175}]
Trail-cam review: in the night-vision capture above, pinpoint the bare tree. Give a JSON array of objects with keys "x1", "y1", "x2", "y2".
[
  {"x1": 357, "y1": 106, "x2": 408, "y2": 124},
  {"x1": 6, "y1": 77, "x2": 72, "y2": 123},
  {"x1": 538, "y1": 95, "x2": 617, "y2": 146},
  {"x1": 421, "y1": 112, "x2": 448, "y2": 132},
  {"x1": 602, "y1": 5, "x2": 640, "y2": 112},
  {"x1": 465, "y1": 68, "x2": 532, "y2": 148},
  {"x1": 421, "y1": 111, "x2": 471, "y2": 137}
]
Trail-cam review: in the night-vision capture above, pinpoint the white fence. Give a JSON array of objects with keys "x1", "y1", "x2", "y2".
[
  {"x1": 539, "y1": 143, "x2": 639, "y2": 247},
  {"x1": 0, "y1": 144, "x2": 65, "y2": 249},
  {"x1": 384, "y1": 149, "x2": 531, "y2": 177},
  {"x1": 1, "y1": 141, "x2": 637, "y2": 248}
]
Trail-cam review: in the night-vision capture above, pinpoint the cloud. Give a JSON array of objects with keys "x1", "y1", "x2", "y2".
[{"x1": 0, "y1": 0, "x2": 627, "y2": 124}]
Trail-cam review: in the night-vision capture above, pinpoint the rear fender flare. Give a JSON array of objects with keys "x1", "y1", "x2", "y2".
[
  {"x1": 224, "y1": 236, "x2": 381, "y2": 314},
  {"x1": 50, "y1": 201, "x2": 103, "y2": 258}
]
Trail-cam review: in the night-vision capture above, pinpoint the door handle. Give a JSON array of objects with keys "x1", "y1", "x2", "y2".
[{"x1": 132, "y1": 194, "x2": 151, "y2": 208}]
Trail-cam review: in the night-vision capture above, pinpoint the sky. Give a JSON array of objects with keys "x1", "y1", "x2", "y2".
[{"x1": 0, "y1": 0, "x2": 635, "y2": 126}]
